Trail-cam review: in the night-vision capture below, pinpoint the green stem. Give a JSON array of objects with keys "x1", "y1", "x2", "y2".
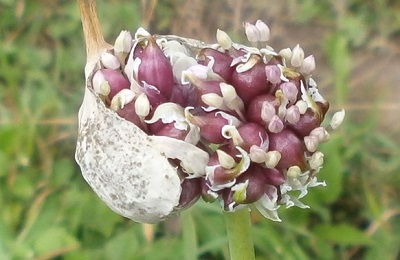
[
  {"x1": 182, "y1": 209, "x2": 198, "y2": 260},
  {"x1": 224, "y1": 209, "x2": 255, "y2": 260}
]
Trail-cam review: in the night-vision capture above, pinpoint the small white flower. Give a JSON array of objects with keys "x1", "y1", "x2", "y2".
[
  {"x1": 304, "y1": 135, "x2": 319, "y2": 152},
  {"x1": 309, "y1": 151, "x2": 324, "y2": 170},
  {"x1": 100, "y1": 52, "x2": 120, "y2": 70},
  {"x1": 255, "y1": 20, "x2": 270, "y2": 42},
  {"x1": 114, "y1": 30, "x2": 132, "y2": 53},
  {"x1": 330, "y1": 109, "x2": 345, "y2": 129},
  {"x1": 217, "y1": 149, "x2": 236, "y2": 169},
  {"x1": 300, "y1": 55, "x2": 316, "y2": 75},
  {"x1": 264, "y1": 151, "x2": 281, "y2": 169},
  {"x1": 216, "y1": 29, "x2": 232, "y2": 50},
  {"x1": 244, "y1": 22, "x2": 260, "y2": 43},
  {"x1": 145, "y1": 102, "x2": 187, "y2": 130},
  {"x1": 290, "y1": 44, "x2": 305, "y2": 67},
  {"x1": 134, "y1": 93, "x2": 150, "y2": 117}
]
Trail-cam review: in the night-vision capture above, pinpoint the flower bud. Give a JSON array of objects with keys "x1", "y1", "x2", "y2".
[
  {"x1": 154, "y1": 122, "x2": 188, "y2": 140},
  {"x1": 141, "y1": 81, "x2": 167, "y2": 107},
  {"x1": 233, "y1": 123, "x2": 269, "y2": 152},
  {"x1": 198, "y1": 48, "x2": 234, "y2": 82},
  {"x1": 285, "y1": 105, "x2": 300, "y2": 125},
  {"x1": 206, "y1": 147, "x2": 250, "y2": 189},
  {"x1": 114, "y1": 30, "x2": 133, "y2": 68},
  {"x1": 92, "y1": 69, "x2": 130, "y2": 100},
  {"x1": 110, "y1": 89, "x2": 135, "y2": 111},
  {"x1": 200, "y1": 178, "x2": 219, "y2": 202},
  {"x1": 247, "y1": 94, "x2": 276, "y2": 126},
  {"x1": 279, "y1": 82, "x2": 298, "y2": 104},
  {"x1": 117, "y1": 103, "x2": 147, "y2": 131},
  {"x1": 189, "y1": 110, "x2": 240, "y2": 144},
  {"x1": 134, "y1": 37, "x2": 174, "y2": 99},
  {"x1": 232, "y1": 165, "x2": 269, "y2": 204},
  {"x1": 170, "y1": 82, "x2": 198, "y2": 107},
  {"x1": 265, "y1": 65, "x2": 281, "y2": 85},
  {"x1": 287, "y1": 165, "x2": 301, "y2": 179},
  {"x1": 263, "y1": 167, "x2": 285, "y2": 186},
  {"x1": 231, "y1": 56, "x2": 271, "y2": 103},
  {"x1": 268, "y1": 115, "x2": 284, "y2": 133},
  {"x1": 177, "y1": 177, "x2": 201, "y2": 210},
  {"x1": 269, "y1": 129, "x2": 306, "y2": 170},
  {"x1": 289, "y1": 108, "x2": 321, "y2": 138}
]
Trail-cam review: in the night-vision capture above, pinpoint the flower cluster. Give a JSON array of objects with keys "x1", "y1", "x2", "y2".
[{"x1": 87, "y1": 20, "x2": 344, "y2": 221}]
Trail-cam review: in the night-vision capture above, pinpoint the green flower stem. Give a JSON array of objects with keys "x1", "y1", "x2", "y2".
[
  {"x1": 182, "y1": 209, "x2": 198, "y2": 260},
  {"x1": 224, "y1": 209, "x2": 255, "y2": 260}
]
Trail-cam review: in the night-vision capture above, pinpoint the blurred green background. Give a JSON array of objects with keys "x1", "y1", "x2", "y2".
[{"x1": 1, "y1": 0, "x2": 400, "y2": 259}]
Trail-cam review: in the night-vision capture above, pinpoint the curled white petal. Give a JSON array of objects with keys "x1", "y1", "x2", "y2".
[
  {"x1": 92, "y1": 70, "x2": 110, "y2": 96},
  {"x1": 253, "y1": 188, "x2": 281, "y2": 222},
  {"x1": 145, "y1": 102, "x2": 186, "y2": 129},
  {"x1": 236, "y1": 55, "x2": 259, "y2": 73},
  {"x1": 215, "y1": 111, "x2": 241, "y2": 126},
  {"x1": 134, "y1": 27, "x2": 151, "y2": 39},
  {"x1": 110, "y1": 89, "x2": 135, "y2": 111},
  {"x1": 221, "y1": 125, "x2": 243, "y2": 146},
  {"x1": 201, "y1": 93, "x2": 224, "y2": 108},
  {"x1": 150, "y1": 135, "x2": 209, "y2": 177}
]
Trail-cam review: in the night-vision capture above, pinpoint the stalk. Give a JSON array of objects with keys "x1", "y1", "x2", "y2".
[
  {"x1": 77, "y1": 0, "x2": 110, "y2": 57},
  {"x1": 223, "y1": 209, "x2": 255, "y2": 260}
]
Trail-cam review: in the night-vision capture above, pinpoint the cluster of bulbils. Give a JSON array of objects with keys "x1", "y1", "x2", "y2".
[{"x1": 90, "y1": 20, "x2": 344, "y2": 221}]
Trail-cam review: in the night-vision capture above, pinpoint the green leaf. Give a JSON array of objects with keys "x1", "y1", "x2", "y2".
[
  {"x1": 104, "y1": 227, "x2": 140, "y2": 260},
  {"x1": 80, "y1": 194, "x2": 122, "y2": 237},
  {"x1": 313, "y1": 224, "x2": 373, "y2": 246},
  {"x1": 32, "y1": 227, "x2": 79, "y2": 257}
]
